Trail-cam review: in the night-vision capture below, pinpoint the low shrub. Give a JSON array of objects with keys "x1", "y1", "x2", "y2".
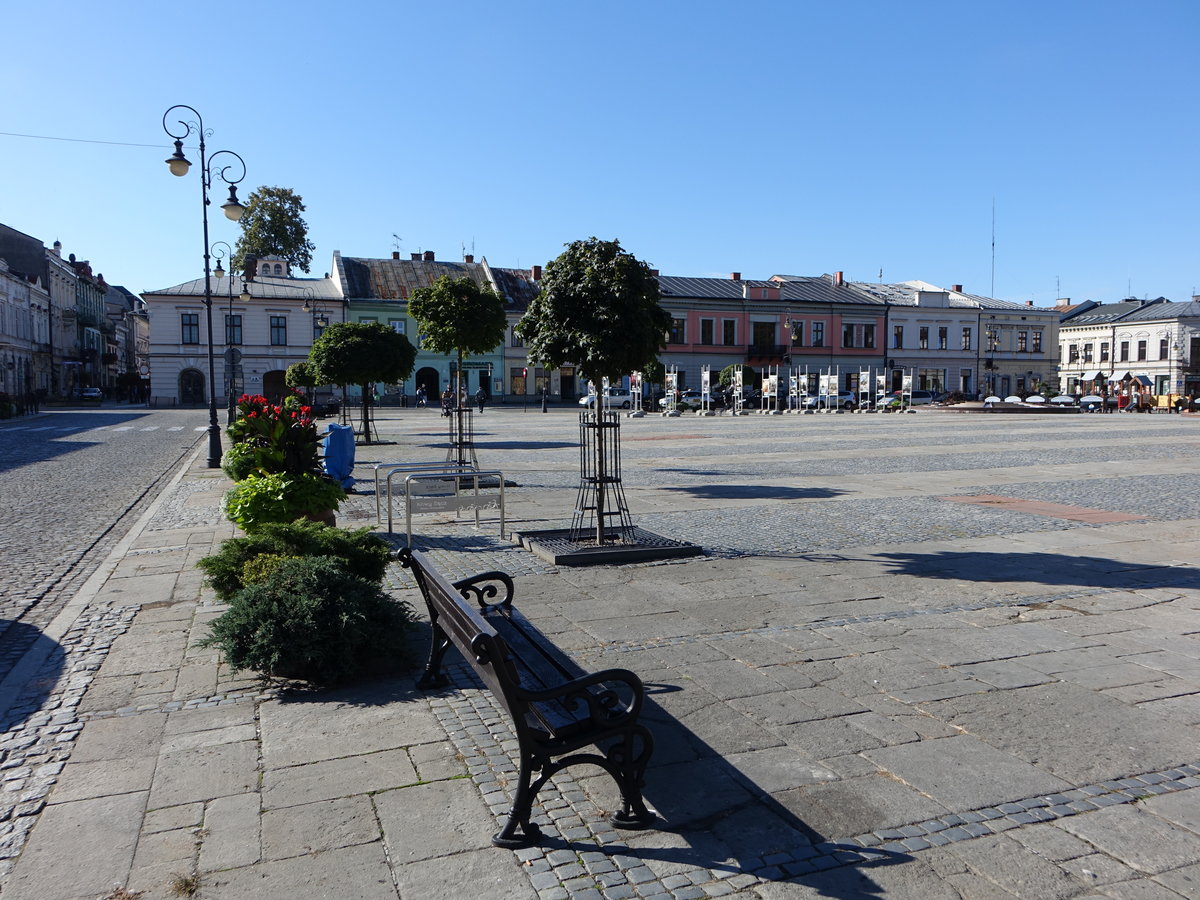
[
  {"x1": 223, "y1": 472, "x2": 346, "y2": 532},
  {"x1": 198, "y1": 520, "x2": 391, "y2": 603},
  {"x1": 220, "y1": 441, "x2": 260, "y2": 482},
  {"x1": 198, "y1": 555, "x2": 417, "y2": 685}
]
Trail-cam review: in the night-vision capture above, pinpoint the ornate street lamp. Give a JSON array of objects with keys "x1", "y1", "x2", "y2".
[{"x1": 162, "y1": 105, "x2": 247, "y2": 468}]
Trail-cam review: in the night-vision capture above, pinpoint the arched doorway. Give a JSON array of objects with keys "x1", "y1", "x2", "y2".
[
  {"x1": 415, "y1": 366, "x2": 440, "y2": 399},
  {"x1": 263, "y1": 370, "x2": 287, "y2": 402},
  {"x1": 179, "y1": 369, "x2": 205, "y2": 406}
]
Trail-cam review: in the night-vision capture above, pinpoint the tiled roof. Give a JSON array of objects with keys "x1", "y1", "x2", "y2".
[
  {"x1": 143, "y1": 274, "x2": 342, "y2": 302},
  {"x1": 334, "y1": 254, "x2": 539, "y2": 308},
  {"x1": 848, "y1": 280, "x2": 1033, "y2": 311},
  {"x1": 657, "y1": 274, "x2": 882, "y2": 305},
  {"x1": 1061, "y1": 298, "x2": 1167, "y2": 325},
  {"x1": 1118, "y1": 300, "x2": 1200, "y2": 322}
]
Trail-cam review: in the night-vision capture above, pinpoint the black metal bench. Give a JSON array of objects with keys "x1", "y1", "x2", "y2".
[{"x1": 397, "y1": 547, "x2": 655, "y2": 848}]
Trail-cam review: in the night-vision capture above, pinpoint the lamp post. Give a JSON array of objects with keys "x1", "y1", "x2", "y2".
[
  {"x1": 162, "y1": 105, "x2": 247, "y2": 468},
  {"x1": 212, "y1": 242, "x2": 252, "y2": 423}
]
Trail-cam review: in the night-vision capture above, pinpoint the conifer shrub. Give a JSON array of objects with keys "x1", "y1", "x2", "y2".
[
  {"x1": 198, "y1": 521, "x2": 392, "y2": 603},
  {"x1": 198, "y1": 555, "x2": 416, "y2": 685}
]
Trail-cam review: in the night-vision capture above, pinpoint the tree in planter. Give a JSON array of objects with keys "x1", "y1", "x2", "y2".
[
  {"x1": 308, "y1": 322, "x2": 416, "y2": 442},
  {"x1": 232, "y1": 186, "x2": 316, "y2": 274},
  {"x1": 285, "y1": 360, "x2": 319, "y2": 401},
  {"x1": 408, "y1": 275, "x2": 507, "y2": 465},
  {"x1": 516, "y1": 238, "x2": 671, "y2": 544}
]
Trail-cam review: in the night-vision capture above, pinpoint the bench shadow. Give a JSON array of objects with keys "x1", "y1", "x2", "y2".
[{"x1": 875, "y1": 550, "x2": 1200, "y2": 592}]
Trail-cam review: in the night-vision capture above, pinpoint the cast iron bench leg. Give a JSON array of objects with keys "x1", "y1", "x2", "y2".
[{"x1": 492, "y1": 750, "x2": 543, "y2": 848}]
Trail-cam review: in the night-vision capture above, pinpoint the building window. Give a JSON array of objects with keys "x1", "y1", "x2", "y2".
[
  {"x1": 510, "y1": 327, "x2": 523, "y2": 348},
  {"x1": 863, "y1": 324, "x2": 876, "y2": 349},
  {"x1": 273, "y1": 264, "x2": 282, "y2": 275},
  {"x1": 1099, "y1": 341, "x2": 1108, "y2": 361},
  {"x1": 270, "y1": 316, "x2": 287, "y2": 346},
  {"x1": 1068, "y1": 344, "x2": 1079, "y2": 363},
  {"x1": 389, "y1": 319, "x2": 405, "y2": 334},
  {"x1": 225, "y1": 314, "x2": 242, "y2": 345},
  {"x1": 893, "y1": 325, "x2": 903, "y2": 349},
  {"x1": 938, "y1": 327, "x2": 948, "y2": 350},
  {"x1": 961, "y1": 327, "x2": 972, "y2": 351},
  {"x1": 1017, "y1": 331, "x2": 1028, "y2": 352},
  {"x1": 842, "y1": 324, "x2": 856, "y2": 348},
  {"x1": 669, "y1": 318, "x2": 686, "y2": 344},
  {"x1": 181, "y1": 313, "x2": 199, "y2": 344},
  {"x1": 700, "y1": 319, "x2": 715, "y2": 345},
  {"x1": 919, "y1": 326, "x2": 929, "y2": 350},
  {"x1": 1119, "y1": 341, "x2": 1129, "y2": 361},
  {"x1": 1160, "y1": 338, "x2": 1169, "y2": 359},
  {"x1": 1083, "y1": 342, "x2": 1093, "y2": 362},
  {"x1": 812, "y1": 322, "x2": 825, "y2": 348},
  {"x1": 1137, "y1": 340, "x2": 1147, "y2": 361},
  {"x1": 721, "y1": 319, "x2": 736, "y2": 346},
  {"x1": 1033, "y1": 331, "x2": 1042, "y2": 353}
]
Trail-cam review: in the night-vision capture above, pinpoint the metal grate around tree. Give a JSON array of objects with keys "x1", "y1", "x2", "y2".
[
  {"x1": 570, "y1": 409, "x2": 635, "y2": 545},
  {"x1": 445, "y1": 404, "x2": 478, "y2": 468}
]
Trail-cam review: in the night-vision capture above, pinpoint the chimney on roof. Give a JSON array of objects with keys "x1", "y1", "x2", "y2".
[
  {"x1": 392, "y1": 251, "x2": 399, "y2": 260},
  {"x1": 423, "y1": 250, "x2": 435, "y2": 262},
  {"x1": 730, "y1": 272, "x2": 741, "y2": 281},
  {"x1": 650, "y1": 269, "x2": 659, "y2": 277},
  {"x1": 834, "y1": 271, "x2": 844, "y2": 287},
  {"x1": 531, "y1": 265, "x2": 542, "y2": 281},
  {"x1": 1025, "y1": 300, "x2": 1034, "y2": 307},
  {"x1": 952, "y1": 284, "x2": 963, "y2": 293},
  {"x1": 464, "y1": 254, "x2": 474, "y2": 264}
]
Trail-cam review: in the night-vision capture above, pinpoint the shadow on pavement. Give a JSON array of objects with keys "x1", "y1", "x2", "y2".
[
  {"x1": 543, "y1": 684, "x2": 910, "y2": 896},
  {"x1": 662, "y1": 484, "x2": 847, "y2": 501},
  {"x1": 875, "y1": 550, "x2": 1200, "y2": 592},
  {"x1": 0, "y1": 411, "x2": 154, "y2": 475},
  {"x1": 0, "y1": 622, "x2": 66, "y2": 730}
]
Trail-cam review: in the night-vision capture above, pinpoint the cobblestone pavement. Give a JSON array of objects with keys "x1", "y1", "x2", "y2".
[
  {"x1": 2, "y1": 406, "x2": 1199, "y2": 898},
  {"x1": 0, "y1": 407, "x2": 207, "y2": 674}
]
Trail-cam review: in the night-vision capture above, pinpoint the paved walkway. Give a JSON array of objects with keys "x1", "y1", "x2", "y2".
[{"x1": 2, "y1": 407, "x2": 1199, "y2": 898}]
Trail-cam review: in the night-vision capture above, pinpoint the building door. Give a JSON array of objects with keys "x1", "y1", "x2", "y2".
[
  {"x1": 560, "y1": 367, "x2": 576, "y2": 400},
  {"x1": 179, "y1": 369, "x2": 205, "y2": 405},
  {"x1": 263, "y1": 370, "x2": 287, "y2": 402},
  {"x1": 416, "y1": 367, "x2": 440, "y2": 399}
]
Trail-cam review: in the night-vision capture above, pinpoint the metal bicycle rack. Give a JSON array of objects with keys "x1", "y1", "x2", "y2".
[
  {"x1": 400, "y1": 469, "x2": 505, "y2": 547},
  {"x1": 374, "y1": 461, "x2": 479, "y2": 529}
]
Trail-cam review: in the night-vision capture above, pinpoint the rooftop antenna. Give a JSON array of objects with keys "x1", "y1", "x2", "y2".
[
  {"x1": 1056, "y1": 275, "x2": 1060, "y2": 300},
  {"x1": 990, "y1": 198, "x2": 996, "y2": 298},
  {"x1": 878, "y1": 267, "x2": 883, "y2": 283},
  {"x1": 392, "y1": 233, "x2": 403, "y2": 253}
]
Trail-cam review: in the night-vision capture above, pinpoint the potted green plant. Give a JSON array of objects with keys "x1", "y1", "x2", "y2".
[{"x1": 223, "y1": 472, "x2": 346, "y2": 532}]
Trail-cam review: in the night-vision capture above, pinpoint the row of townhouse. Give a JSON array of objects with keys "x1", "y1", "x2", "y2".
[
  {"x1": 0, "y1": 224, "x2": 149, "y2": 400},
  {"x1": 1056, "y1": 297, "x2": 1200, "y2": 400},
  {"x1": 144, "y1": 249, "x2": 1067, "y2": 406}
]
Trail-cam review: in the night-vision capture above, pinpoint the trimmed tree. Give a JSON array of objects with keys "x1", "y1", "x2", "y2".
[
  {"x1": 308, "y1": 322, "x2": 416, "y2": 441},
  {"x1": 408, "y1": 275, "x2": 506, "y2": 400},
  {"x1": 233, "y1": 186, "x2": 316, "y2": 274},
  {"x1": 285, "y1": 360, "x2": 318, "y2": 398},
  {"x1": 516, "y1": 238, "x2": 670, "y2": 543},
  {"x1": 515, "y1": 238, "x2": 670, "y2": 383}
]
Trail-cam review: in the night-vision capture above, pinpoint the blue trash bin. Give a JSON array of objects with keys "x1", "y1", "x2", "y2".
[{"x1": 323, "y1": 423, "x2": 356, "y2": 489}]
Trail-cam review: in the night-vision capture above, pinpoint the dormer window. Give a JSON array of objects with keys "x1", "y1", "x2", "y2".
[
  {"x1": 274, "y1": 264, "x2": 282, "y2": 275},
  {"x1": 261, "y1": 263, "x2": 270, "y2": 275}
]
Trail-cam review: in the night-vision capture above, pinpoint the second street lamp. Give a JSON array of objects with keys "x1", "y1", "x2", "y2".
[{"x1": 162, "y1": 104, "x2": 247, "y2": 468}]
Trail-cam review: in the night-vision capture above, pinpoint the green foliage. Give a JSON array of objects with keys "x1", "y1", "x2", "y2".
[
  {"x1": 197, "y1": 556, "x2": 417, "y2": 685},
  {"x1": 223, "y1": 473, "x2": 346, "y2": 532},
  {"x1": 515, "y1": 237, "x2": 671, "y2": 382},
  {"x1": 718, "y1": 364, "x2": 757, "y2": 389},
  {"x1": 409, "y1": 276, "x2": 507, "y2": 359},
  {"x1": 309, "y1": 322, "x2": 417, "y2": 389},
  {"x1": 198, "y1": 521, "x2": 392, "y2": 602},
  {"x1": 233, "y1": 186, "x2": 316, "y2": 274},
  {"x1": 225, "y1": 393, "x2": 321, "y2": 477},
  {"x1": 285, "y1": 361, "x2": 318, "y2": 391},
  {"x1": 220, "y1": 441, "x2": 259, "y2": 482}
]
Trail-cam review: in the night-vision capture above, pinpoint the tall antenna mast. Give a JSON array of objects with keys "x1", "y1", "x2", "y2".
[{"x1": 990, "y1": 198, "x2": 996, "y2": 298}]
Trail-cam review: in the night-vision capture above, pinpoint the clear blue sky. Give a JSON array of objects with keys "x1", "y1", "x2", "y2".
[{"x1": 3, "y1": 0, "x2": 1196, "y2": 305}]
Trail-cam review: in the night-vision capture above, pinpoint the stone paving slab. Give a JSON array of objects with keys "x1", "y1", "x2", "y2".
[{"x1": 2, "y1": 411, "x2": 1200, "y2": 898}]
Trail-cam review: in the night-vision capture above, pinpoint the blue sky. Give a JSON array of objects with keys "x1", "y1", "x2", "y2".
[{"x1": 3, "y1": 1, "x2": 1196, "y2": 305}]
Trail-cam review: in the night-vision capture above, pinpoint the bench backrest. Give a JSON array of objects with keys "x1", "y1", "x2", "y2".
[{"x1": 403, "y1": 549, "x2": 526, "y2": 723}]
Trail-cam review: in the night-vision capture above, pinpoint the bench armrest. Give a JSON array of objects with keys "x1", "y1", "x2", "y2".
[
  {"x1": 453, "y1": 571, "x2": 515, "y2": 611},
  {"x1": 517, "y1": 667, "x2": 645, "y2": 725}
]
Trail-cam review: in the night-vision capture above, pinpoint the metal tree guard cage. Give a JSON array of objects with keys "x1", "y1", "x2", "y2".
[
  {"x1": 446, "y1": 404, "x2": 478, "y2": 468},
  {"x1": 570, "y1": 409, "x2": 635, "y2": 544}
]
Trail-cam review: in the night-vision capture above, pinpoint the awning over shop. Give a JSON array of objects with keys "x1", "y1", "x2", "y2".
[
  {"x1": 1133, "y1": 374, "x2": 1153, "y2": 387},
  {"x1": 1078, "y1": 371, "x2": 1101, "y2": 381}
]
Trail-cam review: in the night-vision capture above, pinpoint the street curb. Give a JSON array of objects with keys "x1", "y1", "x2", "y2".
[{"x1": 0, "y1": 441, "x2": 206, "y2": 722}]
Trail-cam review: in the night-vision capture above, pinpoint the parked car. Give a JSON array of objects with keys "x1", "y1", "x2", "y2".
[
  {"x1": 803, "y1": 391, "x2": 857, "y2": 410},
  {"x1": 80, "y1": 387, "x2": 104, "y2": 400},
  {"x1": 579, "y1": 389, "x2": 635, "y2": 409},
  {"x1": 906, "y1": 390, "x2": 937, "y2": 405},
  {"x1": 659, "y1": 390, "x2": 713, "y2": 411}
]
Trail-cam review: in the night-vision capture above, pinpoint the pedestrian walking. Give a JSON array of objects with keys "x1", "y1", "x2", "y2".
[
  {"x1": 476, "y1": 387, "x2": 487, "y2": 414},
  {"x1": 416, "y1": 386, "x2": 427, "y2": 407},
  {"x1": 441, "y1": 387, "x2": 453, "y2": 417}
]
